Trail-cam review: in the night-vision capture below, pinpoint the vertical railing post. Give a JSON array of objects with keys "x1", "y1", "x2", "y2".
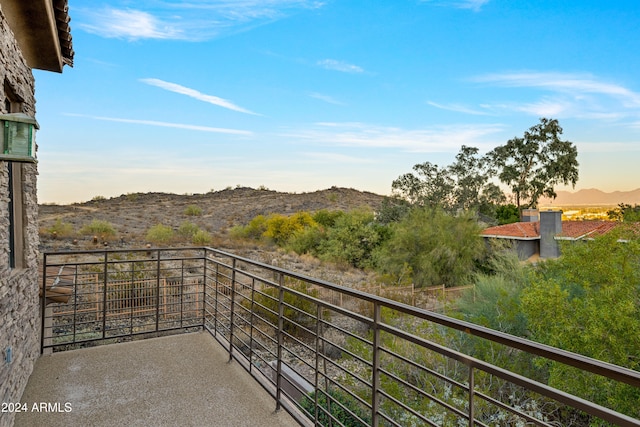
[
  {"x1": 73, "y1": 263, "x2": 78, "y2": 342},
  {"x1": 468, "y1": 367, "x2": 475, "y2": 427},
  {"x1": 180, "y1": 258, "x2": 185, "y2": 329},
  {"x1": 315, "y1": 304, "x2": 322, "y2": 425},
  {"x1": 202, "y1": 250, "x2": 208, "y2": 329},
  {"x1": 155, "y1": 249, "x2": 161, "y2": 333},
  {"x1": 102, "y1": 251, "x2": 108, "y2": 339},
  {"x1": 129, "y1": 258, "x2": 135, "y2": 335},
  {"x1": 228, "y1": 258, "x2": 237, "y2": 361},
  {"x1": 40, "y1": 253, "x2": 47, "y2": 353},
  {"x1": 214, "y1": 262, "x2": 220, "y2": 337},
  {"x1": 276, "y1": 273, "x2": 285, "y2": 411},
  {"x1": 371, "y1": 302, "x2": 381, "y2": 427},
  {"x1": 249, "y1": 277, "x2": 256, "y2": 373}
]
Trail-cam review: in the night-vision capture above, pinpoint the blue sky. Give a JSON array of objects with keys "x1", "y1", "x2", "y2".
[{"x1": 34, "y1": 0, "x2": 640, "y2": 204}]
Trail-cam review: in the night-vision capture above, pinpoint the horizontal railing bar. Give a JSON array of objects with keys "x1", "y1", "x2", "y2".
[
  {"x1": 315, "y1": 379, "x2": 372, "y2": 416},
  {"x1": 317, "y1": 355, "x2": 373, "y2": 389},
  {"x1": 377, "y1": 410, "x2": 404, "y2": 427},
  {"x1": 379, "y1": 367, "x2": 470, "y2": 419},
  {"x1": 318, "y1": 338, "x2": 373, "y2": 369},
  {"x1": 379, "y1": 346, "x2": 468, "y2": 391},
  {"x1": 320, "y1": 320, "x2": 373, "y2": 347},
  {"x1": 202, "y1": 247, "x2": 640, "y2": 388},
  {"x1": 377, "y1": 389, "x2": 442, "y2": 427},
  {"x1": 381, "y1": 323, "x2": 640, "y2": 426},
  {"x1": 474, "y1": 389, "x2": 553, "y2": 427},
  {"x1": 43, "y1": 247, "x2": 640, "y2": 427}
]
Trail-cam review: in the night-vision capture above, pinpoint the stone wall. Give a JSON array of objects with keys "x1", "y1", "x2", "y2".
[{"x1": 0, "y1": 4, "x2": 40, "y2": 427}]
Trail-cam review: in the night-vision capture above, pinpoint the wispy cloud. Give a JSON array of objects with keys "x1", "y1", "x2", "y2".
[
  {"x1": 76, "y1": 1, "x2": 325, "y2": 41},
  {"x1": 283, "y1": 122, "x2": 505, "y2": 152},
  {"x1": 301, "y1": 152, "x2": 376, "y2": 164},
  {"x1": 427, "y1": 101, "x2": 491, "y2": 115},
  {"x1": 317, "y1": 59, "x2": 364, "y2": 73},
  {"x1": 140, "y1": 78, "x2": 259, "y2": 115},
  {"x1": 420, "y1": 0, "x2": 490, "y2": 12},
  {"x1": 473, "y1": 72, "x2": 640, "y2": 107},
  {"x1": 308, "y1": 92, "x2": 345, "y2": 105},
  {"x1": 65, "y1": 113, "x2": 252, "y2": 135},
  {"x1": 468, "y1": 71, "x2": 640, "y2": 121},
  {"x1": 78, "y1": 8, "x2": 182, "y2": 40}
]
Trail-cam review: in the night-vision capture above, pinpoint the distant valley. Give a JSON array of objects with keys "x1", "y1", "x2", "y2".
[{"x1": 539, "y1": 188, "x2": 640, "y2": 206}]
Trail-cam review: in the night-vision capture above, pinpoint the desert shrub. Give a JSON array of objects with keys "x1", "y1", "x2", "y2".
[
  {"x1": 146, "y1": 224, "x2": 175, "y2": 244},
  {"x1": 192, "y1": 229, "x2": 212, "y2": 245},
  {"x1": 375, "y1": 207, "x2": 484, "y2": 287},
  {"x1": 248, "y1": 280, "x2": 326, "y2": 338},
  {"x1": 264, "y1": 212, "x2": 317, "y2": 245},
  {"x1": 317, "y1": 209, "x2": 383, "y2": 269},
  {"x1": 232, "y1": 214, "x2": 268, "y2": 240},
  {"x1": 91, "y1": 195, "x2": 106, "y2": 202},
  {"x1": 80, "y1": 220, "x2": 116, "y2": 237},
  {"x1": 301, "y1": 388, "x2": 371, "y2": 427},
  {"x1": 184, "y1": 204, "x2": 203, "y2": 216},
  {"x1": 178, "y1": 221, "x2": 199, "y2": 239},
  {"x1": 312, "y1": 209, "x2": 345, "y2": 228},
  {"x1": 286, "y1": 226, "x2": 325, "y2": 255},
  {"x1": 46, "y1": 219, "x2": 74, "y2": 237}
]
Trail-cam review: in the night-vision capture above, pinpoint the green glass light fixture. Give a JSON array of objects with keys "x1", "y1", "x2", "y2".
[{"x1": 0, "y1": 113, "x2": 39, "y2": 162}]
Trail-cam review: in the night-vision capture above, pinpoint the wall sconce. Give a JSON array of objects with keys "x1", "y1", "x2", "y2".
[{"x1": 0, "y1": 113, "x2": 39, "y2": 162}]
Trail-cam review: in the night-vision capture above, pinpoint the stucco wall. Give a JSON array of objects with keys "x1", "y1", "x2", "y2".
[{"x1": 0, "y1": 4, "x2": 40, "y2": 427}]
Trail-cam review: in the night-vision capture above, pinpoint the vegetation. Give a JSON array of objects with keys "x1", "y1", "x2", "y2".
[
  {"x1": 607, "y1": 203, "x2": 640, "y2": 222},
  {"x1": 393, "y1": 118, "x2": 579, "y2": 215},
  {"x1": 392, "y1": 145, "x2": 504, "y2": 216},
  {"x1": 146, "y1": 224, "x2": 174, "y2": 244},
  {"x1": 247, "y1": 280, "x2": 324, "y2": 338},
  {"x1": 489, "y1": 118, "x2": 579, "y2": 210},
  {"x1": 80, "y1": 219, "x2": 116, "y2": 238},
  {"x1": 375, "y1": 207, "x2": 485, "y2": 287},
  {"x1": 521, "y1": 232, "x2": 640, "y2": 418},
  {"x1": 191, "y1": 229, "x2": 212, "y2": 245},
  {"x1": 184, "y1": 204, "x2": 203, "y2": 216},
  {"x1": 301, "y1": 388, "x2": 371, "y2": 427},
  {"x1": 46, "y1": 219, "x2": 74, "y2": 237}
]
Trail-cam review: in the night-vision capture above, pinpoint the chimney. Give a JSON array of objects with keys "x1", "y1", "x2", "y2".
[
  {"x1": 521, "y1": 209, "x2": 539, "y2": 222},
  {"x1": 539, "y1": 210, "x2": 562, "y2": 258}
]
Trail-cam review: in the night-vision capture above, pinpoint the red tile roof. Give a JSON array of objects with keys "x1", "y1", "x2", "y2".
[{"x1": 482, "y1": 220, "x2": 623, "y2": 240}]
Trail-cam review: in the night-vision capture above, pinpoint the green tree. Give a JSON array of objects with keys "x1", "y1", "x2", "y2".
[
  {"x1": 607, "y1": 203, "x2": 640, "y2": 222},
  {"x1": 318, "y1": 209, "x2": 383, "y2": 269},
  {"x1": 489, "y1": 118, "x2": 578, "y2": 210},
  {"x1": 391, "y1": 145, "x2": 504, "y2": 215},
  {"x1": 392, "y1": 161, "x2": 455, "y2": 207},
  {"x1": 375, "y1": 207, "x2": 485, "y2": 287},
  {"x1": 495, "y1": 204, "x2": 520, "y2": 225},
  {"x1": 521, "y1": 231, "x2": 640, "y2": 419}
]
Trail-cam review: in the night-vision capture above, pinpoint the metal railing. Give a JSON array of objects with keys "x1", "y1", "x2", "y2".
[{"x1": 42, "y1": 247, "x2": 640, "y2": 427}]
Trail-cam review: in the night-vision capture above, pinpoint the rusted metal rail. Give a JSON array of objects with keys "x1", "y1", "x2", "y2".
[{"x1": 42, "y1": 247, "x2": 640, "y2": 426}]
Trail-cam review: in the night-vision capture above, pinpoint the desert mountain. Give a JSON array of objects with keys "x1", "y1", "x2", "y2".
[{"x1": 539, "y1": 188, "x2": 640, "y2": 206}]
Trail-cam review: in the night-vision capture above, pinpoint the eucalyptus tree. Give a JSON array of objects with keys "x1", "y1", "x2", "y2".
[
  {"x1": 489, "y1": 118, "x2": 578, "y2": 210},
  {"x1": 391, "y1": 145, "x2": 504, "y2": 215}
]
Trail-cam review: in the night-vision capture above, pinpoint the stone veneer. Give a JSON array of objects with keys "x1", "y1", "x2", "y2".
[{"x1": 0, "y1": 4, "x2": 40, "y2": 427}]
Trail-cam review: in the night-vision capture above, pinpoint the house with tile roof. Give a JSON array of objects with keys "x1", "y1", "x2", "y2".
[{"x1": 481, "y1": 209, "x2": 625, "y2": 260}]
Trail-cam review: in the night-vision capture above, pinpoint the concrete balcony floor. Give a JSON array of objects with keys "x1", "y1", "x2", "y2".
[{"x1": 15, "y1": 332, "x2": 300, "y2": 427}]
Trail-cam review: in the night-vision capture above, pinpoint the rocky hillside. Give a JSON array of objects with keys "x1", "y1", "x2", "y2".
[
  {"x1": 39, "y1": 186, "x2": 386, "y2": 288},
  {"x1": 39, "y1": 186, "x2": 385, "y2": 250}
]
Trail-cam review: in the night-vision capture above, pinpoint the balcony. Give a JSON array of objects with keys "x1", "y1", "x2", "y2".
[{"x1": 22, "y1": 247, "x2": 640, "y2": 426}]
